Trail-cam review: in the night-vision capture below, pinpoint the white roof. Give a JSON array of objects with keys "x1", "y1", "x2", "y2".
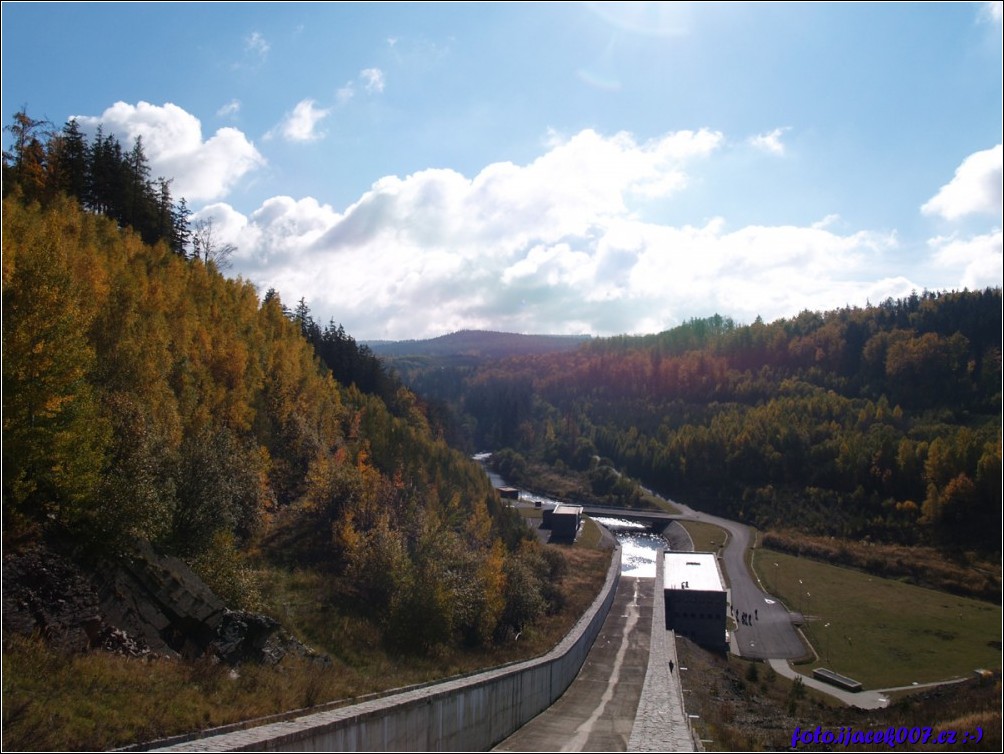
[
  {"x1": 664, "y1": 551, "x2": 725, "y2": 592},
  {"x1": 553, "y1": 504, "x2": 582, "y2": 515}
]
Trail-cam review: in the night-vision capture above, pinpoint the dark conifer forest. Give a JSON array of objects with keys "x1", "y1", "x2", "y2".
[{"x1": 3, "y1": 110, "x2": 191, "y2": 253}]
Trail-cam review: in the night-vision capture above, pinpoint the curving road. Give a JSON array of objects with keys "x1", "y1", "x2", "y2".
[
  {"x1": 654, "y1": 491, "x2": 891, "y2": 708},
  {"x1": 657, "y1": 495, "x2": 810, "y2": 661},
  {"x1": 494, "y1": 463, "x2": 887, "y2": 709}
]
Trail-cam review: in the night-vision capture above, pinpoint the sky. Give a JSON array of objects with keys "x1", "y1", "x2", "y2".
[{"x1": 3, "y1": 2, "x2": 1002, "y2": 340}]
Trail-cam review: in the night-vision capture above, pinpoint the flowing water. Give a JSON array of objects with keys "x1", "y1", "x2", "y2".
[{"x1": 475, "y1": 454, "x2": 668, "y2": 578}]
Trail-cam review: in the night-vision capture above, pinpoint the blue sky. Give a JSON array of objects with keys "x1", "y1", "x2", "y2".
[{"x1": 3, "y1": 2, "x2": 1001, "y2": 339}]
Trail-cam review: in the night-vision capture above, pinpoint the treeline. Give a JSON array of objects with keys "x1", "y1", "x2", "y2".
[
  {"x1": 761, "y1": 530, "x2": 999, "y2": 601},
  {"x1": 287, "y1": 296, "x2": 406, "y2": 411},
  {"x1": 400, "y1": 294, "x2": 1001, "y2": 554},
  {"x1": 368, "y1": 330, "x2": 590, "y2": 360},
  {"x1": 3, "y1": 109, "x2": 190, "y2": 253},
  {"x1": 2, "y1": 195, "x2": 563, "y2": 654}
]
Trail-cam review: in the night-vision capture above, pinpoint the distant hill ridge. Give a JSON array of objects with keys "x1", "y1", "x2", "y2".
[{"x1": 365, "y1": 329, "x2": 591, "y2": 359}]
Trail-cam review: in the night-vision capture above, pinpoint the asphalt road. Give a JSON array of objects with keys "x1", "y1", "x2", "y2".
[
  {"x1": 659, "y1": 496, "x2": 810, "y2": 661},
  {"x1": 511, "y1": 478, "x2": 811, "y2": 661}
]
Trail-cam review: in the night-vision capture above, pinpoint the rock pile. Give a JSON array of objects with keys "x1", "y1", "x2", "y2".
[{"x1": 3, "y1": 541, "x2": 316, "y2": 666}]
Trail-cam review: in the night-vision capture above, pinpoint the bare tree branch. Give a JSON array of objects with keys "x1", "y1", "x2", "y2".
[{"x1": 190, "y1": 216, "x2": 236, "y2": 270}]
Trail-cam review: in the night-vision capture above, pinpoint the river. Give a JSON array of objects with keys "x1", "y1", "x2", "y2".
[{"x1": 475, "y1": 453, "x2": 668, "y2": 579}]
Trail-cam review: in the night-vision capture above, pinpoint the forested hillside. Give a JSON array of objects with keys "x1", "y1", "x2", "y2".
[
  {"x1": 2, "y1": 193, "x2": 558, "y2": 655},
  {"x1": 2, "y1": 110, "x2": 190, "y2": 254},
  {"x1": 399, "y1": 297, "x2": 1002, "y2": 555}
]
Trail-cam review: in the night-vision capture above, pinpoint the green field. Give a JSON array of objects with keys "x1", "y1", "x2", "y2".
[
  {"x1": 644, "y1": 491, "x2": 680, "y2": 515},
  {"x1": 678, "y1": 520, "x2": 729, "y2": 553},
  {"x1": 578, "y1": 516, "x2": 606, "y2": 549},
  {"x1": 753, "y1": 548, "x2": 1002, "y2": 689}
]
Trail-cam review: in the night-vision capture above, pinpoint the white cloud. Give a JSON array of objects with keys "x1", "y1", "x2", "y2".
[
  {"x1": 267, "y1": 99, "x2": 332, "y2": 142},
  {"x1": 337, "y1": 83, "x2": 355, "y2": 104},
  {"x1": 929, "y1": 230, "x2": 1004, "y2": 290},
  {"x1": 980, "y1": 2, "x2": 1002, "y2": 23},
  {"x1": 212, "y1": 126, "x2": 931, "y2": 339},
  {"x1": 811, "y1": 214, "x2": 841, "y2": 230},
  {"x1": 72, "y1": 101, "x2": 265, "y2": 202},
  {"x1": 360, "y1": 67, "x2": 386, "y2": 93},
  {"x1": 338, "y1": 69, "x2": 385, "y2": 103},
  {"x1": 245, "y1": 31, "x2": 270, "y2": 58},
  {"x1": 921, "y1": 144, "x2": 1003, "y2": 220},
  {"x1": 216, "y1": 99, "x2": 241, "y2": 118},
  {"x1": 191, "y1": 202, "x2": 250, "y2": 240},
  {"x1": 749, "y1": 127, "x2": 789, "y2": 156}
]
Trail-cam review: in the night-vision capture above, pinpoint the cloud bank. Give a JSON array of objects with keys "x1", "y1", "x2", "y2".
[
  {"x1": 212, "y1": 127, "x2": 929, "y2": 339},
  {"x1": 73, "y1": 100, "x2": 996, "y2": 340},
  {"x1": 919, "y1": 145, "x2": 1003, "y2": 295},
  {"x1": 929, "y1": 230, "x2": 1004, "y2": 291}
]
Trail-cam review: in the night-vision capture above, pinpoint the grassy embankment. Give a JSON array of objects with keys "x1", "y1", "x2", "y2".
[
  {"x1": 678, "y1": 520, "x2": 729, "y2": 553},
  {"x1": 2, "y1": 536, "x2": 613, "y2": 751},
  {"x1": 753, "y1": 548, "x2": 1001, "y2": 689},
  {"x1": 673, "y1": 521, "x2": 1001, "y2": 749},
  {"x1": 679, "y1": 519, "x2": 1000, "y2": 689},
  {"x1": 677, "y1": 634, "x2": 1001, "y2": 752}
]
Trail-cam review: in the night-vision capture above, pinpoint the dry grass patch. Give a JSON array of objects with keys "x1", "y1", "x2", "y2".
[
  {"x1": 2, "y1": 635, "x2": 345, "y2": 752},
  {"x1": 2, "y1": 537, "x2": 614, "y2": 751},
  {"x1": 763, "y1": 529, "x2": 1001, "y2": 602}
]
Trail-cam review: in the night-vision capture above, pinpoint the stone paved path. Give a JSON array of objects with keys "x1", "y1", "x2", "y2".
[{"x1": 628, "y1": 549, "x2": 698, "y2": 752}]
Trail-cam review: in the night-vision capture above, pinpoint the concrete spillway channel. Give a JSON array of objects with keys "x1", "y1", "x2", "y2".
[
  {"x1": 154, "y1": 533, "x2": 701, "y2": 751},
  {"x1": 495, "y1": 549, "x2": 697, "y2": 753},
  {"x1": 155, "y1": 548, "x2": 624, "y2": 752}
]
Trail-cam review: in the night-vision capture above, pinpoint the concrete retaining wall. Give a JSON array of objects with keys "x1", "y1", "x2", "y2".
[{"x1": 160, "y1": 547, "x2": 622, "y2": 752}]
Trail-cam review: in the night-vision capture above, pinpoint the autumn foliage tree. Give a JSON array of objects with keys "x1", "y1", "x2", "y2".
[
  {"x1": 2, "y1": 192, "x2": 556, "y2": 653},
  {"x1": 404, "y1": 294, "x2": 1001, "y2": 554}
]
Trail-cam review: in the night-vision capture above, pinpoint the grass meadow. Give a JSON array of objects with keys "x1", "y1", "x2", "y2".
[
  {"x1": 753, "y1": 548, "x2": 1001, "y2": 689},
  {"x1": 676, "y1": 520, "x2": 1000, "y2": 689}
]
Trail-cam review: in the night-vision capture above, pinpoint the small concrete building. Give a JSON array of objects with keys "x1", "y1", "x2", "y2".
[
  {"x1": 550, "y1": 504, "x2": 583, "y2": 540},
  {"x1": 497, "y1": 486, "x2": 519, "y2": 501},
  {"x1": 664, "y1": 551, "x2": 727, "y2": 651}
]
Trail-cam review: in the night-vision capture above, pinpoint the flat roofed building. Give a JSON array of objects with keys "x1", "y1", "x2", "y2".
[
  {"x1": 664, "y1": 551, "x2": 727, "y2": 651},
  {"x1": 550, "y1": 504, "x2": 582, "y2": 540}
]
